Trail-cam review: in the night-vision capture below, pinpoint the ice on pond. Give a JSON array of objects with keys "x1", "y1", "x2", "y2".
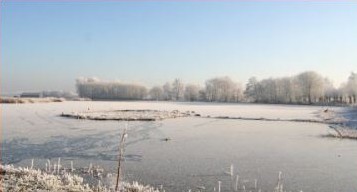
[{"x1": 2, "y1": 101, "x2": 357, "y2": 192}]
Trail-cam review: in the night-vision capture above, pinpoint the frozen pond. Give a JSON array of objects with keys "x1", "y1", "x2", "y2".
[{"x1": 2, "y1": 101, "x2": 357, "y2": 192}]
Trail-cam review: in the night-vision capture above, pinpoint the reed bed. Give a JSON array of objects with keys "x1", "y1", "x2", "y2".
[
  {"x1": 0, "y1": 163, "x2": 160, "y2": 192},
  {"x1": 0, "y1": 97, "x2": 64, "y2": 104},
  {"x1": 214, "y1": 164, "x2": 299, "y2": 192},
  {"x1": 60, "y1": 110, "x2": 194, "y2": 121},
  {"x1": 327, "y1": 125, "x2": 357, "y2": 139},
  {"x1": 0, "y1": 162, "x2": 303, "y2": 192}
]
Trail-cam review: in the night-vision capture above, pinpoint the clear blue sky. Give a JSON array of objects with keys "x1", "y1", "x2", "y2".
[{"x1": 1, "y1": 1, "x2": 357, "y2": 94}]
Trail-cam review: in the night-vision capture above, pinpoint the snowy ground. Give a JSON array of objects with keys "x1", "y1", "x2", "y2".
[
  {"x1": 3, "y1": 101, "x2": 332, "y2": 141},
  {"x1": 2, "y1": 101, "x2": 357, "y2": 192}
]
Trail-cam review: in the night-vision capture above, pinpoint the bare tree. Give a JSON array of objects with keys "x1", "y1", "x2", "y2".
[
  {"x1": 162, "y1": 82, "x2": 172, "y2": 101},
  {"x1": 323, "y1": 78, "x2": 337, "y2": 103},
  {"x1": 296, "y1": 71, "x2": 324, "y2": 104},
  {"x1": 172, "y1": 78, "x2": 184, "y2": 101},
  {"x1": 205, "y1": 77, "x2": 242, "y2": 102},
  {"x1": 149, "y1": 86, "x2": 163, "y2": 101},
  {"x1": 343, "y1": 72, "x2": 357, "y2": 104},
  {"x1": 184, "y1": 84, "x2": 200, "y2": 101},
  {"x1": 244, "y1": 77, "x2": 259, "y2": 102}
]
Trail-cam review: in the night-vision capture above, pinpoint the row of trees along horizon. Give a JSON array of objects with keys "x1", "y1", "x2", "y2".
[{"x1": 76, "y1": 71, "x2": 357, "y2": 105}]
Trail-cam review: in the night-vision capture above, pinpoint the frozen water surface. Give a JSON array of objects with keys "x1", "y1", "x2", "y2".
[{"x1": 2, "y1": 101, "x2": 357, "y2": 192}]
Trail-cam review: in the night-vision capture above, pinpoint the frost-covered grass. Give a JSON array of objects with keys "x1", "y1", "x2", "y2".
[
  {"x1": 61, "y1": 110, "x2": 194, "y2": 121},
  {"x1": 320, "y1": 107, "x2": 357, "y2": 139},
  {"x1": 326, "y1": 125, "x2": 357, "y2": 140},
  {"x1": 0, "y1": 164, "x2": 160, "y2": 192},
  {"x1": 1, "y1": 163, "x2": 300, "y2": 192},
  {"x1": 219, "y1": 165, "x2": 296, "y2": 192},
  {"x1": 0, "y1": 97, "x2": 65, "y2": 104}
]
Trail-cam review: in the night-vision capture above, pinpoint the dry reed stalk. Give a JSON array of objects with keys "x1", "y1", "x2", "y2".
[{"x1": 115, "y1": 122, "x2": 129, "y2": 191}]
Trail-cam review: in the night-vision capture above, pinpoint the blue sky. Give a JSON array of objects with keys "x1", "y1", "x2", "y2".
[{"x1": 1, "y1": 1, "x2": 357, "y2": 93}]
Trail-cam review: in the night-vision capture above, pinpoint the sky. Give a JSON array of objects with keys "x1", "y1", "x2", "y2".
[{"x1": 1, "y1": 1, "x2": 357, "y2": 94}]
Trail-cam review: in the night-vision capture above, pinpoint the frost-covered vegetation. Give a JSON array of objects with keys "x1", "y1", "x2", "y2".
[
  {"x1": 328, "y1": 125, "x2": 357, "y2": 139},
  {"x1": 0, "y1": 163, "x2": 298, "y2": 192},
  {"x1": 61, "y1": 110, "x2": 193, "y2": 121},
  {"x1": 76, "y1": 77, "x2": 243, "y2": 102},
  {"x1": 244, "y1": 71, "x2": 357, "y2": 104},
  {"x1": 218, "y1": 165, "x2": 293, "y2": 192},
  {"x1": 76, "y1": 77, "x2": 148, "y2": 100},
  {"x1": 0, "y1": 164, "x2": 159, "y2": 192},
  {"x1": 0, "y1": 97, "x2": 65, "y2": 104},
  {"x1": 41, "y1": 91, "x2": 79, "y2": 100},
  {"x1": 76, "y1": 71, "x2": 357, "y2": 105},
  {"x1": 315, "y1": 107, "x2": 357, "y2": 139}
]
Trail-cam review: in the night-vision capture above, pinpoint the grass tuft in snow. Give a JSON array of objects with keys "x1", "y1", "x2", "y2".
[{"x1": 0, "y1": 164, "x2": 159, "y2": 192}]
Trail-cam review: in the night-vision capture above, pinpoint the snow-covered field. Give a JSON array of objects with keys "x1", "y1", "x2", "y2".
[{"x1": 2, "y1": 101, "x2": 357, "y2": 192}]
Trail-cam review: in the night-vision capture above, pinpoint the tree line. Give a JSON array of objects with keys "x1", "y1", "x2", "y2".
[
  {"x1": 76, "y1": 71, "x2": 357, "y2": 105},
  {"x1": 245, "y1": 71, "x2": 356, "y2": 105},
  {"x1": 76, "y1": 77, "x2": 147, "y2": 100}
]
